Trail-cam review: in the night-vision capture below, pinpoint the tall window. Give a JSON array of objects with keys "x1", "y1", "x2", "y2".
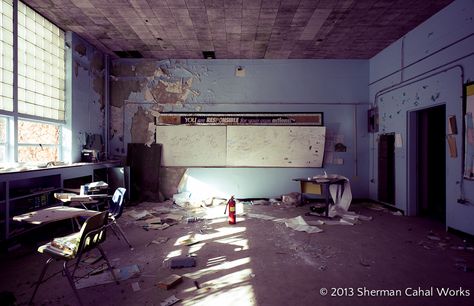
[
  {"x1": 0, "y1": 0, "x2": 65, "y2": 164},
  {"x1": 0, "y1": 0, "x2": 13, "y2": 112},
  {"x1": 17, "y1": 2, "x2": 65, "y2": 120}
]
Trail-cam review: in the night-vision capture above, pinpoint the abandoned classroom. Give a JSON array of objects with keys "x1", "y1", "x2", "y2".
[{"x1": 0, "y1": 0, "x2": 474, "y2": 305}]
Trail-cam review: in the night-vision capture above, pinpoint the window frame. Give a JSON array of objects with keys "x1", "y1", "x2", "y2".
[{"x1": 0, "y1": 0, "x2": 66, "y2": 165}]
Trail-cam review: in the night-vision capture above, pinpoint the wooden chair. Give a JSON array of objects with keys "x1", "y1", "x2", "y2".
[{"x1": 29, "y1": 211, "x2": 118, "y2": 305}]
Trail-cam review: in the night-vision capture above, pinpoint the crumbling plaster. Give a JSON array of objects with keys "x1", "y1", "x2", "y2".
[
  {"x1": 109, "y1": 60, "x2": 205, "y2": 155},
  {"x1": 70, "y1": 34, "x2": 106, "y2": 162}
]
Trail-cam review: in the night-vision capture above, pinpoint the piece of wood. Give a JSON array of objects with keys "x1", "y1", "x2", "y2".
[{"x1": 157, "y1": 274, "x2": 182, "y2": 290}]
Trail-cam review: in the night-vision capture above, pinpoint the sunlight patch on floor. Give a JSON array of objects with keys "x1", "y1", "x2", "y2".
[{"x1": 182, "y1": 268, "x2": 256, "y2": 306}]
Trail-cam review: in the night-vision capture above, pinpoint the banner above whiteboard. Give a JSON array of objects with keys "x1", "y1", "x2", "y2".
[{"x1": 157, "y1": 112, "x2": 323, "y2": 126}]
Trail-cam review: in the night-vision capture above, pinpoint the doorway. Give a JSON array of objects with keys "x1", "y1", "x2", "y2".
[
  {"x1": 378, "y1": 133, "x2": 395, "y2": 205},
  {"x1": 410, "y1": 105, "x2": 446, "y2": 222}
]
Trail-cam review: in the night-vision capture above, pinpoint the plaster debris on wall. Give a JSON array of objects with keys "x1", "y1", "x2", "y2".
[
  {"x1": 131, "y1": 107, "x2": 155, "y2": 145},
  {"x1": 109, "y1": 60, "x2": 206, "y2": 156},
  {"x1": 73, "y1": 40, "x2": 106, "y2": 132}
]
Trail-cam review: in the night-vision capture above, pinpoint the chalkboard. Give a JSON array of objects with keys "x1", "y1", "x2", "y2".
[
  {"x1": 156, "y1": 125, "x2": 227, "y2": 166},
  {"x1": 227, "y1": 126, "x2": 326, "y2": 167},
  {"x1": 156, "y1": 125, "x2": 326, "y2": 167}
]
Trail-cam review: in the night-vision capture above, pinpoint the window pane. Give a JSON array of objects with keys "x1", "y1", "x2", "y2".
[
  {"x1": 18, "y1": 145, "x2": 58, "y2": 162},
  {"x1": 0, "y1": 145, "x2": 5, "y2": 162},
  {"x1": 0, "y1": 116, "x2": 6, "y2": 143},
  {"x1": 18, "y1": 120, "x2": 59, "y2": 145},
  {"x1": 0, "y1": 0, "x2": 13, "y2": 112},
  {"x1": 0, "y1": 116, "x2": 7, "y2": 163},
  {"x1": 17, "y1": 1, "x2": 65, "y2": 121}
]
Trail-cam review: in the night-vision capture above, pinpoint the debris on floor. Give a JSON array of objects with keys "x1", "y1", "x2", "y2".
[
  {"x1": 160, "y1": 295, "x2": 180, "y2": 306},
  {"x1": 163, "y1": 214, "x2": 183, "y2": 223},
  {"x1": 147, "y1": 236, "x2": 169, "y2": 246},
  {"x1": 306, "y1": 219, "x2": 355, "y2": 226},
  {"x1": 179, "y1": 237, "x2": 202, "y2": 246},
  {"x1": 157, "y1": 274, "x2": 183, "y2": 290},
  {"x1": 186, "y1": 216, "x2": 202, "y2": 223},
  {"x1": 143, "y1": 223, "x2": 170, "y2": 231},
  {"x1": 251, "y1": 199, "x2": 271, "y2": 205},
  {"x1": 126, "y1": 209, "x2": 153, "y2": 220},
  {"x1": 131, "y1": 282, "x2": 140, "y2": 292},
  {"x1": 281, "y1": 192, "x2": 301, "y2": 205},
  {"x1": 75, "y1": 264, "x2": 140, "y2": 289},
  {"x1": 285, "y1": 216, "x2": 323, "y2": 233}
]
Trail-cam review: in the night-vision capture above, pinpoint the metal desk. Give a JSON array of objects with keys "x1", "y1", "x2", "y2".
[{"x1": 293, "y1": 177, "x2": 346, "y2": 217}]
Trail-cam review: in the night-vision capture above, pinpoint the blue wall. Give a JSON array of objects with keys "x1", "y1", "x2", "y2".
[
  {"x1": 109, "y1": 59, "x2": 370, "y2": 198},
  {"x1": 369, "y1": 0, "x2": 474, "y2": 234},
  {"x1": 67, "y1": 33, "x2": 106, "y2": 163}
]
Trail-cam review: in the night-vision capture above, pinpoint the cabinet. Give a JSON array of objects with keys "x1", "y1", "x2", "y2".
[
  {"x1": 8, "y1": 175, "x2": 62, "y2": 237},
  {"x1": 0, "y1": 161, "x2": 120, "y2": 241}
]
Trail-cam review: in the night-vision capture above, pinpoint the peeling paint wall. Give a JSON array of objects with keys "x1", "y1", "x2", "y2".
[
  {"x1": 71, "y1": 33, "x2": 106, "y2": 162},
  {"x1": 369, "y1": 0, "x2": 474, "y2": 234},
  {"x1": 109, "y1": 58, "x2": 369, "y2": 199}
]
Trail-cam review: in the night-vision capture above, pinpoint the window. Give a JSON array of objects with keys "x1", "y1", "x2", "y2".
[
  {"x1": 18, "y1": 119, "x2": 60, "y2": 162},
  {"x1": 17, "y1": 2, "x2": 65, "y2": 120},
  {"x1": 0, "y1": 0, "x2": 14, "y2": 112},
  {"x1": 0, "y1": 0, "x2": 65, "y2": 165},
  {"x1": 0, "y1": 116, "x2": 7, "y2": 162}
]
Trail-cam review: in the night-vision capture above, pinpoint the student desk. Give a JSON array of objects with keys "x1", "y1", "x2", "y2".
[
  {"x1": 293, "y1": 176, "x2": 346, "y2": 217},
  {"x1": 13, "y1": 206, "x2": 99, "y2": 225},
  {"x1": 54, "y1": 192, "x2": 109, "y2": 210}
]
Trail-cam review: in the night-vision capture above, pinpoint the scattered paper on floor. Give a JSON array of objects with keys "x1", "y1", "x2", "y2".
[{"x1": 285, "y1": 216, "x2": 323, "y2": 233}]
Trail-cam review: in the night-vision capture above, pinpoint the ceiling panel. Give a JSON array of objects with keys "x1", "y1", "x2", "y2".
[{"x1": 24, "y1": 0, "x2": 454, "y2": 59}]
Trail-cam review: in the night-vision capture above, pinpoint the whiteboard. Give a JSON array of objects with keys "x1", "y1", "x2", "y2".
[
  {"x1": 156, "y1": 125, "x2": 326, "y2": 167},
  {"x1": 227, "y1": 126, "x2": 326, "y2": 167},
  {"x1": 156, "y1": 125, "x2": 227, "y2": 166}
]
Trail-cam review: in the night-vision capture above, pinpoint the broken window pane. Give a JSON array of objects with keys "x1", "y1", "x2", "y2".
[
  {"x1": 18, "y1": 145, "x2": 58, "y2": 162},
  {"x1": 17, "y1": 119, "x2": 59, "y2": 162}
]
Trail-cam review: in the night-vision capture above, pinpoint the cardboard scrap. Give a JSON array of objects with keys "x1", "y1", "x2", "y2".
[
  {"x1": 146, "y1": 217, "x2": 162, "y2": 224},
  {"x1": 158, "y1": 274, "x2": 183, "y2": 290},
  {"x1": 127, "y1": 210, "x2": 152, "y2": 220},
  {"x1": 144, "y1": 223, "x2": 170, "y2": 230},
  {"x1": 285, "y1": 216, "x2": 323, "y2": 233},
  {"x1": 132, "y1": 282, "x2": 141, "y2": 292},
  {"x1": 164, "y1": 214, "x2": 183, "y2": 222}
]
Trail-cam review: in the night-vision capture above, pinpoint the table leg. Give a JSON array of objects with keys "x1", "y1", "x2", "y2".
[{"x1": 325, "y1": 183, "x2": 330, "y2": 217}]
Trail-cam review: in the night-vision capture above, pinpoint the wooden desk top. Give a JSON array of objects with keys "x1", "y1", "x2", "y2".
[{"x1": 13, "y1": 206, "x2": 100, "y2": 225}]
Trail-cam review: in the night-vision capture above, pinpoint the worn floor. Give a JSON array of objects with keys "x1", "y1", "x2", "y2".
[{"x1": 0, "y1": 200, "x2": 473, "y2": 306}]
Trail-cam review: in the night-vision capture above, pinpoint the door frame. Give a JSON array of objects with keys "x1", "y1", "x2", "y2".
[{"x1": 407, "y1": 104, "x2": 446, "y2": 217}]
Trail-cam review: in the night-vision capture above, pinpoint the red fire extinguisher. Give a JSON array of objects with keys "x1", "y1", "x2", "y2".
[{"x1": 224, "y1": 196, "x2": 236, "y2": 224}]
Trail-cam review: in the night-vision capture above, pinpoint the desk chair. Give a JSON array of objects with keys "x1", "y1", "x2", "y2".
[
  {"x1": 106, "y1": 188, "x2": 133, "y2": 250},
  {"x1": 29, "y1": 211, "x2": 118, "y2": 306}
]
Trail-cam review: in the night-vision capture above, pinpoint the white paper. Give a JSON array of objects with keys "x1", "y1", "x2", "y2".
[{"x1": 395, "y1": 133, "x2": 403, "y2": 148}]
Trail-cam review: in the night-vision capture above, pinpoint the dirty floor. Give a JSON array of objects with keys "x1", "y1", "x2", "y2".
[{"x1": 0, "y1": 201, "x2": 473, "y2": 306}]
